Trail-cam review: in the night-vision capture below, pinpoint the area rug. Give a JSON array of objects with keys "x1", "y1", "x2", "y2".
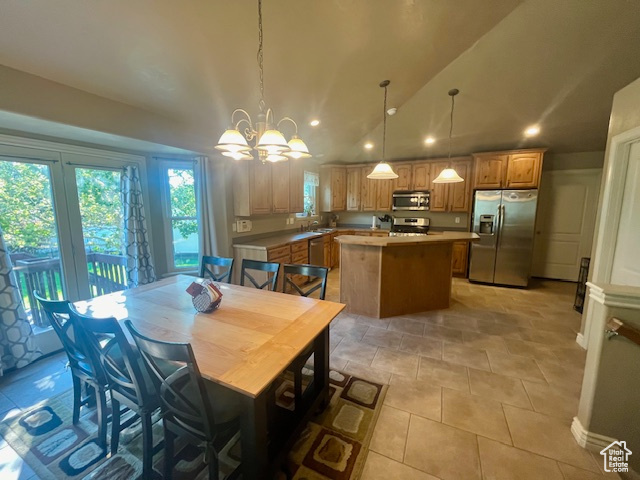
[{"x1": 0, "y1": 370, "x2": 386, "y2": 480}]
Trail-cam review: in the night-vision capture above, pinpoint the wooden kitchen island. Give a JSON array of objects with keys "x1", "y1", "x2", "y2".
[{"x1": 336, "y1": 232, "x2": 479, "y2": 318}]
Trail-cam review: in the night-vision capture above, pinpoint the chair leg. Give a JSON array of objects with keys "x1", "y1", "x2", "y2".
[
  {"x1": 208, "y1": 452, "x2": 219, "y2": 480},
  {"x1": 95, "y1": 388, "x2": 108, "y2": 450},
  {"x1": 72, "y1": 375, "x2": 81, "y2": 424},
  {"x1": 110, "y1": 398, "x2": 120, "y2": 455},
  {"x1": 141, "y1": 412, "x2": 154, "y2": 478},
  {"x1": 163, "y1": 426, "x2": 175, "y2": 480}
]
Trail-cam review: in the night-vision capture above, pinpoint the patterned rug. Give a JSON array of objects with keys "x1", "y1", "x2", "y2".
[{"x1": 0, "y1": 370, "x2": 386, "y2": 480}]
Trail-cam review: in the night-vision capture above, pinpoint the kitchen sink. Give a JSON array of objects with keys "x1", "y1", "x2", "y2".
[{"x1": 312, "y1": 228, "x2": 335, "y2": 233}]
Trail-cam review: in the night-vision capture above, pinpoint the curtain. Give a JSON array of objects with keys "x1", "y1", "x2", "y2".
[
  {"x1": 196, "y1": 157, "x2": 230, "y2": 257},
  {"x1": 0, "y1": 226, "x2": 41, "y2": 375},
  {"x1": 121, "y1": 165, "x2": 156, "y2": 288}
]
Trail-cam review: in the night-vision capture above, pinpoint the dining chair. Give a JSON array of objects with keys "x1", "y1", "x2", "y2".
[
  {"x1": 34, "y1": 292, "x2": 110, "y2": 449},
  {"x1": 125, "y1": 320, "x2": 242, "y2": 480},
  {"x1": 240, "y1": 259, "x2": 280, "y2": 291},
  {"x1": 200, "y1": 255, "x2": 234, "y2": 283},
  {"x1": 70, "y1": 307, "x2": 161, "y2": 478},
  {"x1": 281, "y1": 264, "x2": 329, "y2": 407}
]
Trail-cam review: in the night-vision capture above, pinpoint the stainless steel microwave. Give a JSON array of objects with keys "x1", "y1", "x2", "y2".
[{"x1": 392, "y1": 190, "x2": 430, "y2": 211}]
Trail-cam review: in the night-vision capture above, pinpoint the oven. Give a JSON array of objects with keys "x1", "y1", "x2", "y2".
[
  {"x1": 392, "y1": 190, "x2": 430, "y2": 211},
  {"x1": 389, "y1": 217, "x2": 430, "y2": 236}
]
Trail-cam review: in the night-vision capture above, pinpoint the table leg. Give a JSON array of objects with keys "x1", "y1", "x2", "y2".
[
  {"x1": 313, "y1": 326, "x2": 330, "y2": 408},
  {"x1": 240, "y1": 389, "x2": 269, "y2": 480}
]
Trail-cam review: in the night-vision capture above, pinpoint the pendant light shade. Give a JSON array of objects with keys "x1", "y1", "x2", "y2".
[
  {"x1": 367, "y1": 80, "x2": 398, "y2": 180},
  {"x1": 433, "y1": 88, "x2": 464, "y2": 184},
  {"x1": 256, "y1": 129, "x2": 290, "y2": 152},
  {"x1": 284, "y1": 135, "x2": 312, "y2": 159},
  {"x1": 215, "y1": 129, "x2": 251, "y2": 152},
  {"x1": 222, "y1": 151, "x2": 254, "y2": 161},
  {"x1": 432, "y1": 167, "x2": 464, "y2": 183}
]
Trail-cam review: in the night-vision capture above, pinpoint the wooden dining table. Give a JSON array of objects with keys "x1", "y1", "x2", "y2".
[{"x1": 74, "y1": 274, "x2": 345, "y2": 479}]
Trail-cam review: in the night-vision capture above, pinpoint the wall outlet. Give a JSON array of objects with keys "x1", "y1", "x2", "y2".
[
  {"x1": 236, "y1": 219, "x2": 252, "y2": 232},
  {"x1": 455, "y1": 217, "x2": 461, "y2": 224}
]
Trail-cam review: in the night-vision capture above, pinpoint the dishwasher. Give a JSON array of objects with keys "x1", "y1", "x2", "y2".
[{"x1": 309, "y1": 236, "x2": 325, "y2": 266}]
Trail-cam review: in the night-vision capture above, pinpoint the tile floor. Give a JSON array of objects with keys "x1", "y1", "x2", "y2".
[
  {"x1": 324, "y1": 270, "x2": 620, "y2": 480},
  {"x1": 0, "y1": 272, "x2": 619, "y2": 480}
]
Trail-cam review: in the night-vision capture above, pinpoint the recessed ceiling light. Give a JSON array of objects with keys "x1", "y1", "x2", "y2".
[
  {"x1": 310, "y1": 119, "x2": 320, "y2": 127},
  {"x1": 387, "y1": 107, "x2": 397, "y2": 116},
  {"x1": 364, "y1": 142, "x2": 374, "y2": 150},
  {"x1": 425, "y1": 137, "x2": 435, "y2": 144},
  {"x1": 525, "y1": 125, "x2": 540, "y2": 137}
]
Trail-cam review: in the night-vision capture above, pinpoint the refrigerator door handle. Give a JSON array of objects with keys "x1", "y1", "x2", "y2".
[{"x1": 497, "y1": 204, "x2": 504, "y2": 248}]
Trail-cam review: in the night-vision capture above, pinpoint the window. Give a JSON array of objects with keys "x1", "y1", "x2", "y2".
[
  {"x1": 162, "y1": 164, "x2": 199, "y2": 271},
  {"x1": 298, "y1": 171, "x2": 319, "y2": 217}
]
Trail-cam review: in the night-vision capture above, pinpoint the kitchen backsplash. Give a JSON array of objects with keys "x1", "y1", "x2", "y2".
[{"x1": 335, "y1": 211, "x2": 468, "y2": 229}]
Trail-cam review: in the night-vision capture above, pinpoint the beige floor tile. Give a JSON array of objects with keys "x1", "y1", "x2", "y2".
[
  {"x1": 486, "y1": 350, "x2": 547, "y2": 382},
  {"x1": 388, "y1": 317, "x2": 426, "y2": 336},
  {"x1": 503, "y1": 405, "x2": 600, "y2": 472},
  {"x1": 385, "y1": 375, "x2": 442, "y2": 420},
  {"x1": 399, "y1": 334, "x2": 442, "y2": 359},
  {"x1": 427, "y1": 313, "x2": 479, "y2": 332},
  {"x1": 462, "y1": 330, "x2": 509, "y2": 353},
  {"x1": 404, "y1": 415, "x2": 481, "y2": 480},
  {"x1": 361, "y1": 326, "x2": 403, "y2": 349},
  {"x1": 369, "y1": 405, "x2": 410, "y2": 462},
  {"x1": 589, "y1": 450, "x2": 626, "y2": 477},
  {"x1": 343, "y1": 361, "x2": 391, "y2": 385},
  {"x1": 558, "y1": 462, "x2": 619, "y2": 480},
  {"x1": 442, "y1": 388, "x2": 511, "y2": 444},
  {"x1": 443, "y1": 342, "x2": 491, "y2": 371},
  {"x1": 329, "y1": 331, "x2": 343, "y2": 354},
  {"x1": 478, "y1": 436, "x2": 565, "y2": 480},
  {"x1": 504, "y1": 338, "x2": 559, "y2": 362},
  {"x1": 522, "y1": 380, "x2": 579, "y2": 423},
  {"x1": 537, "y1": 360, "x2": 584, "y2": 387},
  {"x1": 550, "y1": 345, "x2": 587, "y2": 367},
  {"x1": 492, "y1": 311, "x2": 535, "y2": 328},
  {"x1": 330, "y1": 320, "x2": 370, "y2": 341},
  {"x1": 356, "y1": 314, "x2": 391, "y2": 329},
  {"x1": 332, "y1": 338, "x2": 378, "y2": 365},
  {"x1": 371, "y1": 347, "x2": 419, "y2": 378},
  {"x1": 360, "y1": 451, "x2": 440, "y2": 480},
  {"x1": 518, "y1": 329, "x2": 575, "y2": 346},
  {"x1": 476, "y1": 318, "x2": 524, "y2": 338},
  {"x1": 423, "y1": 324, "x2": 464, "y2": 343},
  {"x1": 418, "y1": 356, "x2": 470, "y2": 392},
  {"x1": 329, "y1": 355, "x2": 348, "y2": 371},
  {"x1": 468, "y1": 368, "x2": 532, "y2": 409}
]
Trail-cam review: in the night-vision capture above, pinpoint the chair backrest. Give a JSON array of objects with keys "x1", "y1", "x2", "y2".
[
  {"x1": 69, "y1": 305, "x2": 153, "y2": 408},
  {"x1": 34, "y1": 291, "x2": 105, "y2": 383},
  {"x1": 282, "y1": 264, "x2": 329, "y2": 300},
  {"x1": 124, "y1": 320, "x2": 218, "y2": 441},
  {"x1": 240, "y1": 259, "x2": 280, "y2": 291},
  {"x1": 200, "y1": 255, "x2": 234, "y2": 283}
]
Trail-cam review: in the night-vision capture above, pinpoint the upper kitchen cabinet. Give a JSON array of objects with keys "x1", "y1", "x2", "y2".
[
  {"x1": 412, "y1": 161, "x2": 431, "y2": 190},
  {"x1": 289, "y1": 160, "x2": 305, "y2": 214},
  {"x1": 320, "y1": 166, "x2": 346, "y2": 212},
  {"x1": 429, "y1": 161, "x2": 451, "y2": 212},
  {"x1": 376, "y1": 178, "x2": 393, "y2": 211},
  {"x1": 346, "y1": 167, "x2": 361, "y2": 211},
  {"x1": 473, "y1": 149, "x2": 546, "y2": 190},
  {"x1": 392, "y1": 163, "x2": 413, "y2": 191},
  {"x1": 271, "y1": 161, "x2": 290, "y2": 213},
  {"x1": 360, "y1": 165, "x2": 378, "y2": 211},
  {"x1": 233, "y1": 161, "x2": 272, "y2": 216},
  {"x1": 429, "y1": 157, "x2": 473, "y2": 213}
]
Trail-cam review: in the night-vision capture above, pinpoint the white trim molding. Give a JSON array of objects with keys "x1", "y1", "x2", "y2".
[
  {"x1": 587, "y1": 282, "x2": 640, "y2": 309},
  {"x1": 571, "y1": 416, "x2": 618, "y2": 451}
]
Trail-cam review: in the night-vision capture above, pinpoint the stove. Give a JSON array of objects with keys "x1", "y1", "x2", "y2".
[{"x1": 389, "y1": 217, "x2": 430, "y2": 237}]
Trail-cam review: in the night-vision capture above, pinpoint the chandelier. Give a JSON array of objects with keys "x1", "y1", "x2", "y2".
[
  {"x1": 215, "y1": 0, "x2": 311, "y2": 163},
  {"x1": 367, "y1": 80, "x2": 399, "y2": 179},
  {"x1": 432, "y1": 88, "x2": 464, "y2": 183}
]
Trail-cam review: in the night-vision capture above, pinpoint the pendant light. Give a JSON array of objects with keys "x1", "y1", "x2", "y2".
[
  {"x1": 367, "y1": 80, "x2": 398, "y2": 180},
  {"x1": 433, "y1": 88, "x2": 464, "y2": 184}
]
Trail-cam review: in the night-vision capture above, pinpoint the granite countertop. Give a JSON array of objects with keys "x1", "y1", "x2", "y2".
[{"x1": 336, "y1": 232, "x2": 479, "y2": 247}]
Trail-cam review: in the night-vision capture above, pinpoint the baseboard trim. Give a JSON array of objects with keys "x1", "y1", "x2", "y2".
[
  {"x1": 571, "y1": 416, "x2": 618, "y2": 451},
  {"x1": 575, "y1": 332, "x2": 588, "y2": 349}
]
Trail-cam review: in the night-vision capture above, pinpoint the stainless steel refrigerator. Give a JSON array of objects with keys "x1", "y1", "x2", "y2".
[{"x1": 469, "y1": 189, "x2": 538, "y2": 287}]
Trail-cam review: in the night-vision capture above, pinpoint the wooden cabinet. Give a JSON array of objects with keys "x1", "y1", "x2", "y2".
[
  {"x1": 331, "y1": 232, "x2": 340, "y2": 268},
  {"x1": 250, "y1": 161, "x2": 272, "y2": 215},
  {"x1": 429, "y1": 161, "x2": 451, "y2": 212},
  {"x1": 376, "y1": 179, "x2": 393, "y2": 211},
  {"x1": 320, "y1": 166, "x2": 346, "y2": 212},
  {"x1": 412, "y1": 162, "x2": 431, "y2": 190},
  {"x1": 267, "y1": 244, "x2": 291, "y2": 291},
  {"x1": 271, "y1": 161, "x2": 290, "y2": 213},
  {"x1": 289, "y1": 160, "x2": 305, "y2": 214},
  {"x1": 323, "y1": 235, "x2": 331, "y2": 268},
  {"x1": 346, "y1": 167, "x2": 361, "y2": 211},
  {"x1": 448, "y1": 159, "x2": 472, "y2": 212},
  {"x1": 392, "y1": 163, "x2": 413, "y2": 191},
  {"x1": 360, "y1": 166, "x2": 378, "y2": 211},
  {"x1": 290, "y1": 240, "x2": 309, "y2": 286},
  {"x1": 451, "y1": 241, "x2": 469, "y2": 277},
  {"x1": 473, "y1": 149, "x2": 545, "y2": 190},
  {"x1": 505, "y1": 152, "x2": 542, "y2": 188}
]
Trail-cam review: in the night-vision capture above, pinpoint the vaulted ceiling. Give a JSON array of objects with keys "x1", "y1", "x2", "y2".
[{"x1": 0, "y1": 0, "x2": 639, "y2": 162}]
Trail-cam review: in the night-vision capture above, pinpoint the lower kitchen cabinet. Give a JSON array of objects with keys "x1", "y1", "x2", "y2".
[{"x1": 452, "y1": 241, "x2": 469, "y2": 277}]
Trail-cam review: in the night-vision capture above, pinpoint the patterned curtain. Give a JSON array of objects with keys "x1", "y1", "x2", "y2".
[
  {"x1": 121, "y1": 165, "x2": 156, "y2": 288},
  {"x1": 0, "y1": 226, "x2": 41, "y2": 375}
]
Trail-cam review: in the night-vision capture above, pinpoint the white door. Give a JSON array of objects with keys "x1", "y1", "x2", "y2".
[{"x1": 531, "y1": 169, "x2": 602, "y2": 280}]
